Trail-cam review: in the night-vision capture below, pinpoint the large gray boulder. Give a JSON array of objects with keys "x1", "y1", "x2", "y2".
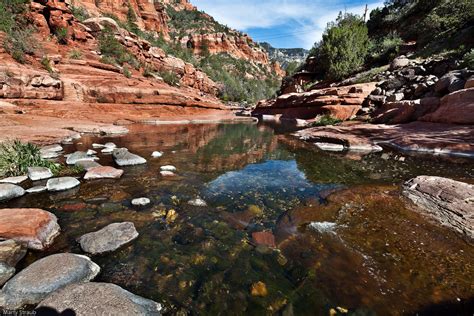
[
  {"x1": 46, "y1": 177, "x2": 80, "y2": 192},
  {"x1": 0, "y1": 253, "x2": 100, "y2": 309},
  {"x1": 112, "y1": 148, "x2": 146, "y2": 166},
  {"x1": 37, "y1": 282, "x2": 162, "y2": 315},
  {"x1": 403, "y1": 176, "x2": 474, "y2": 239},
  {"x1": 0, "y1": 183, "x2": 25, "y2": 202},
  {"x1": 78, "y1": 222, "x2": 139, "y2": 255}
]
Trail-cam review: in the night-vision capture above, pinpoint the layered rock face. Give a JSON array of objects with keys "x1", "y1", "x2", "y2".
[{"x1": 253, "y1": 83, "x2": 376, "y2": 121}]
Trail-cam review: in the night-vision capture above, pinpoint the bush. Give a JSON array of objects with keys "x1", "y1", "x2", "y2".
[
  {"x1": 0, "y1": 140, "x2": 60, "y2": 177},
  {"x1": 158, "y1": 70, "x2": 180, "y2": 86},
  {"x1": 0, "y1": 0, "x2": 35, "y2": 63},
  {"x1": 41, "y1": 56, "x2": 53, "y2": 73},
  {"x1": 369, "y1": 32, "x2": 403, "y2": 64},
  {"x1": 68, "y1": 49, "x2": 82, "y2": 60},
  {"x1": 70, "y1": 2, "x2": 90, "y2": 22},
  {"x1": 312, "y1": 115, "x2": 342, "y2": 127},
  {"x1": 462, "y1": 49, "x2": 474, "y2": 68},
  {"x1": 55, "y1": 27, "x2": 68, "y2": 45},
  {"x1": 311, "y1": 12, "x2": 369, "y2": 81},
  {"x1": 98, "y1": 27, "x2": 138, "y2": 66},
  {"x1": 123, "y1": 66, "x2": 131, "y2": 78}
]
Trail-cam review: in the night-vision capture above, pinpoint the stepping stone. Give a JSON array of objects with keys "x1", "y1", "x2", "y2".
[
  {"x1": 104, "y1": 142, "x2": 116, "y2": 149},
  {"x1": 40, "y1": 151, "x2": 60, "y2": 159},
  {"x1": 66, "y1": 151, "x2": 98, "y2": 165},
  {"x1": 92, "y1": 143, "x2": 105, "y2": 148},
  {"x1": 46, "y1": 177, "x2": 80, "y2": 192},
  {"x1": 40, "y1": 144, "x2": 63, "y2": 153},
  {"x1": 0, "y1": 208, "x2": 59, "y2": 250},
  {"x1": 0, "y1": 184, "x2": 25, "y2": 202},
  {"x1": 77, "y1": 222, "x2": 139, "y2": 255},
  {"x1": 131, "y1": 198, "x2": 150, "y2": 206},
  {"x1": 151, "y1": 151, "x2": 163, "y2": 158},
  {"x1": 0, "y1": 253, "x2": 100, "y2": 309},
  {"x1": 84, "y1": 166, "x2": 123, "y2": 180},
  {"x1": 37, "y1": 282, "x2": 162, "y2": 315},
  {"x1": 26, "y1": 186, "x2": 47, "y2": 194},
  {"x1": 160, "y1": 165, "x2": 176, "y2": 172},
  {"x1": 28, "y1": 167, "x2": 53, "y2": 181},
  {"x1": 112, "y1": 148, "x2": 146, "y2": 166},
  {"x1": 0, "y1": 176, "x2": 28, "y2": 184},
  {"x1": 101, "y1": 147, "x2": 115, "y2": 154},
  {"x1": 75, "y1": 160, "x2": 101, "y2": 171}
]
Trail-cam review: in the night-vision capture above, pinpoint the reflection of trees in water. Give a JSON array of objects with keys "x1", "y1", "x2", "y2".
[{"x1": 193, "y1": 124, "x2": 290, "y2": 172}]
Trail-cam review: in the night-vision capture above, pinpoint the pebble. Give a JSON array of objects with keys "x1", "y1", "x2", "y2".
[
  {"x1": 131, "y1": 197, "x2": 150, "y2": 206},
  {"x1": 160, "y1": 171, "x2": 175, "y2": 177},
  {"x1": 160, "y1": 165, "x2": 176, "y2": 172},
  {"x1": 187, "y1": 198, "x2": 207, "y2": 207},
  {"x1": 151, "y1": 151, "x2": 163, "y2": 158}
]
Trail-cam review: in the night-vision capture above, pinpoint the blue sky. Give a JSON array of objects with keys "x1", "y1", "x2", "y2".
[{"x1": 192, "y1": 0, "x2": 384, "y2": 49}]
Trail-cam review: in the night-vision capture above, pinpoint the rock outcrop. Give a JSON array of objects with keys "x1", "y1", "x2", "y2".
[
  {"x1": 0, "y1": 253, "x2": 100, "y2": 309},
  {"x1": 37, "y1": 282, "x2": 162, "y2": 315},
  {"x1": 0, "y1": 209, "x2": 60, "y2": 250},
  {"x1": 253, "y1": 83, "x2": 376, "y2": 121},
  {"x1": 84, "y1": 166, "x2": 124, "y2": 179},
  {"x1": 403, "y1": 176, "x2": 474, "y2": 239}
]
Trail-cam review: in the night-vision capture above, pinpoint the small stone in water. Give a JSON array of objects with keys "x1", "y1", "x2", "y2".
[
  {"x1": 160, "y1": 165, "x2": 176, "y2": 172},
  {"x1": 26, "y1": 186, "x2": 47, "y2": 194},
  {"x1": 160, "y1": 171, "x2": 175, "y2": 177},
  {"x1": 131, "y1": 198, "x2": 150, "y2": 206},
  {"x1": 92, "y1": 143, "x2": 105, "y2": 148},
  {"x1": 188, "y1": 198, "x2": 207, "y2": 207},
  {"x1": 250, "y1": 281, "x2": 268, "y2": 297},
  {"x1": 104, "y1": 142, "x2": 116, "y2": 149},
  {"x1": 86, "y1": 149, "x2": 97, "y2": 155},
  {"x1": 0, "y1": 176, "x2": 28, "y2": 185},
  {"x1": 151, "y1": 151, "x2": 163, "y2": 158}
]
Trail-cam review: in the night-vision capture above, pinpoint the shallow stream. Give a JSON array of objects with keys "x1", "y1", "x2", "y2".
[{"x1": 6, "y1": 123, "x2": 474, "y2": 315}]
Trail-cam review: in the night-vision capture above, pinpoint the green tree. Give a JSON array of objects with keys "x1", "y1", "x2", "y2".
[{"x1": 312, "y1": 12, "x2": 369, "y2": 81}]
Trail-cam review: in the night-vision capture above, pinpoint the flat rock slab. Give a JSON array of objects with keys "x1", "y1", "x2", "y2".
[
  {"x1": 0, "y1": 184, "x2": 25, "y2": 202},
  {"x1": 84, "y1": 166, "x2": 124, "y2": 180},
  {"x1": 403, "y1": 176, "x2": 474, "y2": 239},
  {"x1": 28, "y1": 167, "x2": 53, "y2": 181},
  {"x1": 0, "y1": 209, "x2": 60, "y2": 250},
  {"x1": 113, "y1": 148, "x2": 146, "y2": 166},
  {"x1": 40, "y1": 144, "x2": 63, "y2": 153},
  {"x1": 75, "y1": 160, "x2": 101, "y2": 171},
  {"x1": 0, "y1": 176, "x2": 28, "y2": 184},
  {"x1": 0, "y1": 253, "x2": 100, "y2": 309},
  {"x1": 66, "y1": 151, "x2": 98, "y2": 165},
  {"x1": 131, "y1": 198, "x2": 150, "y2": 206},
  {"x1": 78, "y1": 222, "x2": 139, "y2": 255},
  {"x1": 47, "y1": 177, "x2": 80, "y2": 192},
  {"x1": 37, "y1": 282, "x2": 162, "y2": 315},
  {"x1": 26, "y1": 186, "x2": 47, "y2": 194}
]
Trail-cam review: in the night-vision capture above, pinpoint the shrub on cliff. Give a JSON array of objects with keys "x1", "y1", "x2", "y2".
[
  {"x1": 0, "y1": 140, "x2": 60, "y2": 177},
  {"x1": 0, "y1": 0, "x2": 36, "y2": 63},
  {"x1": 98, "y1": 26, "x2": 138, "y2": 67},
  {"x1": 368, "y1": 32, "x2": 403, "y2": 65},
  {"x1": 310, "y1": 13, "x2": 369, "y2": 81}
]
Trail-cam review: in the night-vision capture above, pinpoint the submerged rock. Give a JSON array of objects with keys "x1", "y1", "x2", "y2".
[
  {"x1": 308, "y1": 221, "x2": 337, "y2": 234},
  {"x1": 0, "y1": 176, "x2": 28, "y2": 184},
  {"x1": 66, "y1": 151, "x2": 98, "y2": 165},
  {"x1": 28, "y1": 167, "x2": 53, "y2": 181},
  {"x1": 46, "y1": 177, "x2": 80, "y2": 192},
  {"x1": 252, "y1": 231, "x2": 276, "y2": 248},
  {"x1": 188, "y1": 198, "x2": 207, "y2": 207},
  {"x1": 403, "y1": 176, "x2": 474, "y2": 239},
  {"x1": 0, "y1": 253, "x2": 100, "y2": 309},
  {"x1": 113, "y1": 148, "x2": 147, "y2": 166},
  {"x1": 78, "y1": 222, "x2": 139, "y2": 255},
  {"x1": 0, "y1": 208, "x2": 60, "y2": 250},
  {"x1": 84, "y1": 166, "x2": 124, "y2": 180},
  {"x1": 0, "y1": 184, "x2": 25, "y2": 202},
  {"x1": 131, "y1": 198, "x2": 150, "y2": 206},
  {"x1": 315, "y1": 142, "x2": 344, "y2": 152},
  {"x1": 37, "y1": 282, "x2": 162, "y2": 315},
  {"x1": 75, "y1": 160, "x2": 102, "y2": 171}
]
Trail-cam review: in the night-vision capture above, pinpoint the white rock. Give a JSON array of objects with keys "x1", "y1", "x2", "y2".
[
  {"x1": 86, "y1": 149, "x2": 97, "y2": 155},
  {"x1": 112, "y1": 149, "x2": 146, "y2": 166},
  {"x1": 160, "y1": 165, "x2": 176, "y2": 172},
  {"x1": 314, "y1": 142, "x2": 344, "y2": 152},
  {"x1": 40, "y1": 144, "x2": 63, "y2": 153},
  {"x1": 46, "y1": 177, "x2": 80, "y2": 192},
  {"x1": 92, "y1": 143, "x2": 105, "y2": 148},
  {"x1": 0, "y1": 184, "x2": 25, "y2": 202},
  {"x1": 308, "y1": 222, "x2": 337, "y2": 234},
  {"x1": 0, "y1": 176, "x2": 28, "y2": 184},
  {"x1": 131, "y1": 198, "x2": 150, "y2": 206},
  {"x1": 66, "y1": 151, "x2": 99, "y2": 165},
  {"x1": 151, "y1": 151, "x2": 163, "y2": 158},
  {"x1": 101, "y1": 147, "x2": 114, "y2": 154},
  {"x1": 28, "y1": 167, "x2": 53, "y2": 181},
  {"x1": 26, "y1": 186, "x2": 47, "y2": 194},
  {"x1": 104, "y1": 142, "x2": 116, "y2": 149},
  {"x1": 188, "y1": 198, "x2": 207, "y2": 207}
]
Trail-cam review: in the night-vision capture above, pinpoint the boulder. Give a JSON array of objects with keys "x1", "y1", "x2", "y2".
[
  {"x1": 0, "y1": 240, "x2": 27, "y2": 267},
  {"x1": 372, "y1": 97, "x2": 440, "y2": 124},
  {"x1": 0, "y1": 209, "x2": 60, "y2": 250},
  {"x1": 75, "y1": 160, "x2": 101, "y2": 171},
  {"x1": 83, "y1": 17, "x2": 120, "y2": 34},
  {"x1": 0, "y1": 253, "x2": 100, "y2": 309},
  {"x1": 390, "y1": 56, "x2": 410, "y2": 70},
  {"x1": 0, "y1": 176, "x2": 28, "y2": 184},
  {"x1": 66, "y1": 151, "x2": 98, "y2": 165},
  {"x1": 84, "y1": 166, "x2": 124, "y2": 180},
  {"x1": 77, "y1": 222, "x2": 139, "y2": 255},
  {"x1": 420, "y1": 88, "x2": 474, "y2": 124},
  {"x1": 0, "y1": 184, "x2": 25, "y2": 202},
  {"x1": 112, "y1": 148, "x2": 146, "y2": 166},
  {"x1": 46, "y1": 177, "x2": 80, "y2": 192},
  {"x1": 434, "y1": 71, "x2": 464, "y2": 94},
  {"x1": 28, "y1": 167, "x2": 53, "y2": 181},
  {"x1": 160, "y1": 171, "x2": 175, "y2": 177},
  {"x1": 0, "y1": 263, "x2": 15, "y2": 286},
  {"x1": 37, "y1": 282, "x2": 162, "y2": 315},
  {"x1": 403, "y1": 176, "x2": 473, "y2": 239},
  {"x1": 465, "y1": 76, "x2": 474, "y2": 89}
]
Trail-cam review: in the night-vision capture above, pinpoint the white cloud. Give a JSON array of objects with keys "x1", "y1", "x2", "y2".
[{"x1": 192, "y1": 0, "x2": 385, "y2": 48}]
